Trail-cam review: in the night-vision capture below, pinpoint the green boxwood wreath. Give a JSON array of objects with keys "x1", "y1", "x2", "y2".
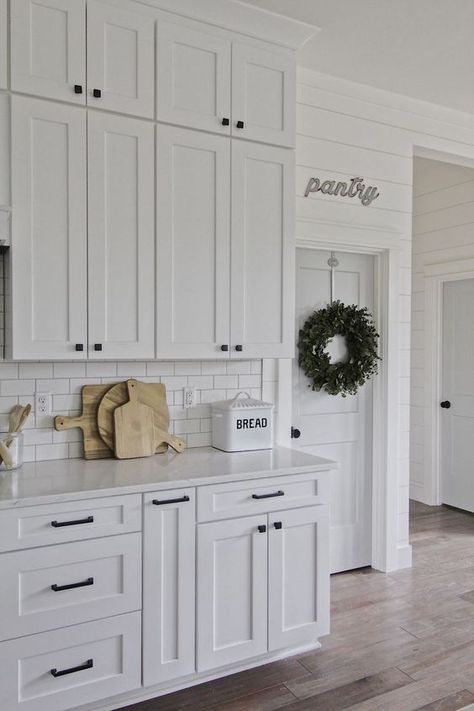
[{"x1": 298, "y1": 300, "x2": 380, "y2": 397}]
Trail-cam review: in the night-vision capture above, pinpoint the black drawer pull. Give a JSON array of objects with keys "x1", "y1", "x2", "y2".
[
  {"x1": 51, "y1": 577, "x2": 94, "y2": 592},
  {"x1": 51, "y1": 515, "x2": 94, "y2": 528},
  {"x1": 252, "y1": 490, "x2": 284, "y2": 500},
  {"x1": 51, "y1": 659, "x2": 93, "y2": 678},
  {"x1": 153, "y1": 495, "x2": 190, "y2": 506}
]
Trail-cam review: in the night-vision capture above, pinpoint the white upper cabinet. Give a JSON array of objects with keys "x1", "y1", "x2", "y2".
[
  {"x1": 87, "y1": 1, "x2": 155, "y2": 118},
  {"x1": 10, "y1": 0, "x2": 86, "y2": 103},
  {"x1": 157, "y1": 21, "x2": 231, "y2": 134},
  {"x1": 0, "y1": 0, "x2": 7, "y2": 89},
  {"x1": 88, "y1": 112, "x2": 155, "y2": 359},
  {"x1": 231, "y1": 141, "x2": 295, "y2": 358},
  {"x1": 10, "y1": 96, "x2": 87, "y2": 360},
  {"x1": 232, "y1": 42, "x2": 295, "y2": 148},
  {"x1": 156, "y1": 125, "x2": 231, "y2": 359}
]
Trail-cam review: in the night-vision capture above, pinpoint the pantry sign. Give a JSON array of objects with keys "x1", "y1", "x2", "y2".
[{"x1": 304, "y1": 176, "x2": 380, "y2": 206}]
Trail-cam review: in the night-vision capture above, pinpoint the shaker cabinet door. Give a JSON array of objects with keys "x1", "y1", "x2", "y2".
[
  {"x1": 197, "y1": 515, "x2": 268, "y2": 671},
  {"x1": 268, "y1": 505, "x2": 330, "y2": 651},
  {"x1": 232, "y1": 42, "x2": 295, "y2": 148},
  {"x1": 156, "y1": 125, "x2": 231, "y2": 359},
  {"x1": 87, "y1": 1, "x2": 155, "y2": 118},
  {"x1": 11, "y1": 0, "x2": 86, "y2": 103},
  {"x1": 143, "y1": 490, "x2": 196, "y2": 686},
  {"x1": 231, "y1": 141, "x2": 295, "y2": 358},
  {"x1": 156, "y1": 20, "x2": 231, "y2": 134},
  {"x1": 10, "y1": 96, "x2": 87, "y2": 359},
  {"x1": 88, "y1": 112, "x2": 155, "y2": 359}
]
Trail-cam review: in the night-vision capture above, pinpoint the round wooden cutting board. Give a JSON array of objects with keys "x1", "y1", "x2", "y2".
[{"x1": 97, "y1": 380, "x2": 170, "y2": 453}]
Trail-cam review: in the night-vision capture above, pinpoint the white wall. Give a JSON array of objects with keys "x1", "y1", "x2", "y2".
[
  {"x1": 291, "y1": 67, "x2": 474, "y2": 568},
  {"x1": 410, "y1": 157, "x2": 474, "y2": 503}
]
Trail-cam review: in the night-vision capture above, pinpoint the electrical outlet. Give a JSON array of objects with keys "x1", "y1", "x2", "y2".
[
  {"x1": 35, "y1": 392, "x2": 51, "y2": 415},
  {"x1": 183, "y1": 386, "x2": 195, "y2": 408}
]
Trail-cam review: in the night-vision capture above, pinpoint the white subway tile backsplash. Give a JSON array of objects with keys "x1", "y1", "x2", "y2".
[{"x1": 0, "y1": 360, "x2": 262, "y2": 461}]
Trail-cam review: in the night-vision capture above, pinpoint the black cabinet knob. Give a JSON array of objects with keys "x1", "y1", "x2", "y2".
[
  {"x1": 74, "y1": 84, "x2": 83, "y2": 94},
  {"x1": 274, "y1": 521, "x2": 282, "y2": 530},
  {"x1": 291, "y1": 427, "x2": 301, "y2": 439},
  {"x1": 235, "y1": 345, "x2": 243, "y2": 352},
  {"x1": 440, "y1": 401, "x2": 451, "y2": 409},
  {"x1": 257, "y1": 524, "x2": 266, "y2": 533},
  {"x1": 221, "y1": 117, "x2": 230, "y2": 126},
  {"x1": 220, "y1": 344, "x2": 229, "y2": 352},
  {"x1": 236, "y1": 120, "x2": 245, "y2": 129},
  {"x1": 75, "y1": 344, "x2": 84, "y2": 352},
  {"x1": 93, "y1": 89, "x2": 102, "y2": 98},
  {"x1": 94, "y1": 343, "x2": 103, "y2": 351}
]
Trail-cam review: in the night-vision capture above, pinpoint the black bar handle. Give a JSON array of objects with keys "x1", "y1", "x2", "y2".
[
  {"x1": 51, "y1": 577, "x2": 94, "y2": 592},
  {"x1": 51, "y1": 659, "x2": 93, "y2": 678},
  {"x1": 51, "y1": 515, "x2": 94, "y2": 528},
  {"x1": 252, "y1": 490, "x2": 284, "y2": 500},
  {"x1": 153, "y1": 495, "x2": 190, "y2": 506}
]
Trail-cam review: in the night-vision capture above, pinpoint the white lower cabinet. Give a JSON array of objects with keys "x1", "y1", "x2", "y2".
[
  {"x1": 143, "y1": 489, "x2": 196, "y2": 686},
  {"x1": 0, "y1": 612, "x2": 141, "y2": 711}
]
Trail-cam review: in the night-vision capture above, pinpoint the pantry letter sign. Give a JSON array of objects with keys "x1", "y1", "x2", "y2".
[{"x1": 304, "y1": 176, "x2": 380, "y2": 206}]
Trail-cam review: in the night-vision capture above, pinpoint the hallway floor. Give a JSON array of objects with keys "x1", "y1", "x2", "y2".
[{"x1": 121, "y1": 501, "x2": 474, "y2": 711}]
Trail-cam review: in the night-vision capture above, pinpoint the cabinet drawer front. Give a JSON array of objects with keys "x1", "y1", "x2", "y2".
[
  {"x1": 197, "y1": 472, "x2": 327, "y2": 522},
  {"x1": 0, "y1": 533, "x2": 141, "y2": 640},
  {"x1": 0, "y1": 612, "x2": 141, "y2": 711},
  {"x1": 0, "y1": 494, "x2": 142, "y2": 552}
]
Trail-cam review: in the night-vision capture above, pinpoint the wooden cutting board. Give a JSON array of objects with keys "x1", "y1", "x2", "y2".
[
  {"x1": 114, "y1": 380, "x2": 155, "y2": 459},
  {"x1": 98, "y1": 380, "x2": 170, "y2": 454},
  {"x1": 54, "y1": 384, "x2": 114, "y2": 460}
]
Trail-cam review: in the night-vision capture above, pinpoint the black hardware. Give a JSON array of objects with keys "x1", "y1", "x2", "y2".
[
  {"x1": 51, "y1": 515, "x2": 94, "y2": 528},
  {"x1": 235, "y1": 345, "x2": 243, "y2": 352},
  {"x1": 75, "y1": 343, "x2": 84, "y2": 351},
  {"x1": 94, "y1": 343, "x2": 103, "y2": 351},
  {"x1": 291, "y1": 427, "x2": 301, "y2": 439},
  {"x1": 51, "y1": 659, "x2": 93, "y2": 678},
  {"x1": 274, "y1": 521, "x2": 282, "y2": 530},
  {"x1": 52, "y1": 577, "x2": 94, "y2": 592},
  {"x1": 236, "y1": 120, "x2": 245, "y2": 129},
  {"x1": 152, "y1": 495, "x2": 190, "y2": 505},
  {"x1": 74, "y1": 84, "x2": 83, "y2": 94},
  {"x1": 440, "y1": 401, "x2": 451, "y2": 409},
  {"x1": 252, "y1": 490, "x2": 284, "y2": 500},
  {"x1": 222, "y1": 118, "x2": 230, "y2": 126},
  {"x1": 221, "y1": 344, "x2": 229, "y2": 352},
  {"x1": 93, "y1": 89, "x2": 102, "y2": 98},
  {"x1": 257, "y1": 524, "x2": 266, "y2": 533}
]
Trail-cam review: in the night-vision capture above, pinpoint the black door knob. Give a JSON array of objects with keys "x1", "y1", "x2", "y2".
[
  {"x1": 221, "y1": 118, "x2": 230, "y2": 126},
  {"x1": 74, "y1": 84, "x2": 83, "y2": 94},
  {"x1": 93, "y1": 89, "x2": 102, "y2": 98},
  {"x1": 440, "y1": 401, "x2": 451, "y2": 409},
  {"x1": 236, "y1": 120, "x2": 245, "y2": 129},
  {"x1": 220, "y1": 344, "x2": 229, "y2": 352},
  {"x1": 75, "y1": 344, "x2": 84, "y2": 352},
  {"x1": 94, "y1": 343, "x2": 103, "y2": 351},
  {"x1": 291, "y1": 427, "x2": 301, "y2": 439}
]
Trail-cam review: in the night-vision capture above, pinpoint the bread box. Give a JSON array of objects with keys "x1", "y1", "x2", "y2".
[{"x1": 212, "y1": 392, "x2": 274, "y2": 452}]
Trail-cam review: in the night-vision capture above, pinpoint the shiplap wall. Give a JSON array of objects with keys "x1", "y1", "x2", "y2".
[
  {"x1": 293, "y1": 67, "x2": 474, "y2": 564},
  {"x1": 411, "y1": 157, "x2": 474, "y2": 503}
]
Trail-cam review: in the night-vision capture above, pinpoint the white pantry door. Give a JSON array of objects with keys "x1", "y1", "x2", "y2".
[
  {"x1": 441, "y1": 279, "x2": 474, "y2": 512},
  {"x1": 292, "y1": 249, "x2": 374, "y2": 573}
]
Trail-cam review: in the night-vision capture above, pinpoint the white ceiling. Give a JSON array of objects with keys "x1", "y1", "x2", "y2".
[{"x1": 242, "y1": 0, "x2": 474, "y2": 115}]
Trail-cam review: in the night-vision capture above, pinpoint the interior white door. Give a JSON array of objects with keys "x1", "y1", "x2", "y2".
[
  {"x1": 156, "y1": 20, "x2": 231, "y2": 134},
  {"x1": 231, "y1": 141, "x2": 295, "y2": 359},
  {"x1": 88, "y1": 112, "x2": 155, "y2": 359},
  {"x1": 441, "y1": 279, "x2": 474, "y2": 512},
  {"x1": 10, "y1": 0, "x2": 86, "y2": 103},
  {"x1": 197, "y1": 515, "x2": 267, "y2": 671},
  {"x1": 232, "y1": 42, "x2": 295, "y2": 148},
  {"x1": 10, "y1": 96, "x2": 87, "y2": 360},
  {"x1": 143, "y1": 491, "x2": 195, "y2": 686},
  {"x1": 87, "y1": 0, "x2": 154, "y2": 118},
  {"x1": 292, "y1": 249, "x2": 374, "y2": 573},
  {"x1": 268, "y1": 505, "x2": 330, "y2": 651},
  {"x1": 156, "y1": 125, "x2": 230, "y2": 359}
]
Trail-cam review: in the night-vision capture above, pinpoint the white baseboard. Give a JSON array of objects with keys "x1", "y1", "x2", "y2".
[{"x1": 397, "y1": 543, "x2": 412, "y2": 569}]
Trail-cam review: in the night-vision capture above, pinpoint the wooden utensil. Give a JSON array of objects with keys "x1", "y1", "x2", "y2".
[
  {"x1": 114, "y1": 380, "x2": 155, "y2": 459},
  {"x1": 154, "y1": 426, "x2": 185, "y2": 453},
  {"x1": 0, "y1": 403, "x2": 32, "y2": 467},
  {"x1": 97, "y1": 380, "x2": 170, "y2": 454},
  {"x1": 54, "y1": 384, "x2": 114, "y2": 460}
]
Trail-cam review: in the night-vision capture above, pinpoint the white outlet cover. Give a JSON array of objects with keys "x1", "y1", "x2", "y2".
[{"x1": 35, "y1": 392, "x2": 51, "y2": 415}]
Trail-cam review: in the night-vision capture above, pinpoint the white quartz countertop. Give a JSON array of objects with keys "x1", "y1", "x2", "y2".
[{"x1": 0, "y1": 447, "x2": 337, "y2": 509}]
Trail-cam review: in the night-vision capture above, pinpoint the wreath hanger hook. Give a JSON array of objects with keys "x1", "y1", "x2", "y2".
[{"x1": 327, "y1": 251, "x2": 339, "y2": 304}]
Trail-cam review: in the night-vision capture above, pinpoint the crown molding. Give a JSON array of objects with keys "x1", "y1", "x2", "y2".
[{"x1": 134, "y1": 0, "x2": 320, "y2": 49}]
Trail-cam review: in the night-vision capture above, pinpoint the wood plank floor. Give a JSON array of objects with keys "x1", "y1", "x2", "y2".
[{"x1": 120, "y1": 501, "x2": 474, "y2": 711}]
